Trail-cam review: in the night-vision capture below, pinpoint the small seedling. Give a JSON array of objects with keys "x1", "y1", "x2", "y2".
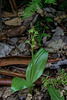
[{"x1": 42, "y1": 69, "x2": 66, "y2": 100}]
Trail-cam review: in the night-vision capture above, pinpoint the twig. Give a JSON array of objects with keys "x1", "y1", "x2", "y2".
[
  {"x1": 0, "y1": 79, "x2": 12, "y2": 85},
  {"x1": 0, "y1": 69, "x2": 26, "y2": 78},
  {"x1": 0, "y1": 78, "x2": 42, "y2": 85}
]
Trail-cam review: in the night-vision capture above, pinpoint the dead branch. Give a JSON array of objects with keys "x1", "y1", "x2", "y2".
[
  {"x1": 0, "y1": 78, "x2": 42, "y2": 85},
  {"x1": 9, "y1": 0, "x2": 17, "y2": 13}
]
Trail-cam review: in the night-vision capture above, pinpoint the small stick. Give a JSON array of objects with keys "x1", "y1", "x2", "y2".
[
  {"x1": 0, "y1": 69, "x2": 26, "y2": 78},
  {"x1": 0, "y1": 79, "x2": 12, "y2": 85},
  {"x1": 12, "y1": 0, "x2": 17, "y2": 11},
  {"x1": 9, "y1": 0, "x2": 15, "y2": 13},
  {"x1": 0, "y1": 78, "x2": 42, "y2": 85}
]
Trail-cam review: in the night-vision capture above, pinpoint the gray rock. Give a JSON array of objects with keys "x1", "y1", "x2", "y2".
[
  {"x1": 51, "y1": 29, "x2": 56, "y2": 32},
  {"x1": 62, "y1": 36, "x2": 67, "y2": 44},
  {"x1": 49, "y1": 7, "x2": 56, "y2": 13},
  {"x1": 0, "y1": 43, "x2": 14, "y2": 57},
  {"x1": 44, "y1": 7, "x2": 56, "y2": 18},
  {"x1": 47, "y1": 13, "x2": 55, "y2": 18},
  {"x1": 0, "y1": 87, "x2": 4, "y2": 97},
  {"x1": 62, "y1": 18, "x2": 67, "y2": 22},
  {"x1": 3, "y1": 87, "x2": 12, "y2": 98},
  {"x1": 56, "y1": 11, "x2": 63, "y2": 16},
  {"x1": 52, "y1": 36, "x2": 60, "y2": 41},
  {"x1": 62, "y1": 18, "x2": 67, "y2": 28},
  {"x1": 54, "y1": 21, "x2": 58, "y2": 26},
  {"x1": 17, "y1": 40, "x2": 26, "y2": 52},
  {"x1": 53, "y1": 60, "x2": 67, "y2": 69},
  {"x1": 45, "y1": 39, "x2": 66, "y2": 53},
  {"x1": 44, "y1": 7, "x2": 56, "y2": 13},
  {"x1": 45, "y1": 39, "x2": 54, "y2": 46},
  {"x1": 44, "y1": 7, "x2": 51, "y2": 12},
  {"x1": 43, "y1": 36, "x2": 47, "y2": 44},
  {"x1": 18, "y1": 89, "x2": 29, "y2": 100},
  {"x1": 7, "y1": 37, "x2": 18, "y2": 45},
  {"x1": 10, "y1": 49, "x2": 20, "y2": 56},
  {"x1": 53, "y1": 27, "x2": 64, "y2": 36}
]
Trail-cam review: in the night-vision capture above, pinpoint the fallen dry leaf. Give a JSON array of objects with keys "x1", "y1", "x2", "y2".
[
  {"x1": 4, "y1": 17, "x2": 22, "y2": 26},
  {"x1": 0, "y1": 68, "x2": 26, "y2": 78},
  {"x1": 2, "y1": 11, "x2": 17, "y2": 18},
  {"x1": 0, "y1": 25, "x2": 29, "y2": 37}
]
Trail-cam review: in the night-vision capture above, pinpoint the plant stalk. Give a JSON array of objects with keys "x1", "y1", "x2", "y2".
[
  {"x1": 30, "y1": 86, "x2": 33, "y2": 95},
  {"x1": 31, "y1": 47, "x2": 33, "y2": 59}
]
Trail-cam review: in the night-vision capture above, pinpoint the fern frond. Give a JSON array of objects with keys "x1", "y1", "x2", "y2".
[
  {"x1": 22, "y1": 0, "x2": 42, "y2": 19},
  {"x1": 22, "y1": 0, "x2": 56, "y2": 19}
]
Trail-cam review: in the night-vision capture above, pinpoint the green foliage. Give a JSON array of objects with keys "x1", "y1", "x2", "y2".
[
  {"x1": 58, "y1": 4, "x2": 67, "y2": 11},
  {"x1": 42, "y1": 69, "x2": 67, "y2": 100},
  {"x1": 11, "y1": 48, "x2": 48, "y2": 93},
  {"x1": 45, "y1": 0, "x2": 56, "y2": 5},
  {"x1": 42, "y1": 69, "x2": 67, "y2": 88},
  {"x1": 34, "y1": 17, "x2": 50, "y2": 47},
  {"x1": 26, "y1": 48, "x2": 48, "y2": 83},
  {"x1": 36, "y1": 33, "x2": 50, "y2": 47},
  {"x1": 48, "y1": 86, "x2": 64, "y2": 100},
  {"x1": 35, "y1": 19, "x2": 44, "y2": 33},
  {"x1": 21, "y1": 0, "x2": 29, "y2": 5},
  {"x1": 26, "y1": 27, "x2": 38, "y2": 58},
  {"x1": 11, "y1": 77, "x2": 34, "y2": 92},
  {"x1": 11, "y1": 28, "x2": 48, "y2": 93},
  {"x1": 58, "y1": 0, "x2": 67, "y2": 11},
  {"x1": 26, "y1": 27, "x2": 38, "y2": 48},
  {"x1": 45, "y1": 26, "x2": 50, "y2": 30},
  {"x1": 22, "y1": 0, "x2": 56, "y2": 18},
  {"x1": 3, "y1": 0, "x2": 11, "y2": 11},
  {"x1": 22, "y1": 0, "x2": 42, "y2": 18},
  {"x1": 45, "y1": 17, "x2": 53, "y2": 23}
]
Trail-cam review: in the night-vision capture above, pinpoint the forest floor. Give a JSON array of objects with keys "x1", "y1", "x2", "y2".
[{"x1": 0, "y1": 2, "x2": 67, "y2": 100}]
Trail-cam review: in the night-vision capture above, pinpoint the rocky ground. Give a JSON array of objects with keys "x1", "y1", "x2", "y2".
[{"x1": 0, "y1": 5, "x2": 67, "y2": 100}]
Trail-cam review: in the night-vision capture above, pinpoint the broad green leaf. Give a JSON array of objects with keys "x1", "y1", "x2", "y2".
[
  {"x1": 11, "y1": 77, "x2": 34, "y2": 92},
  {"x1": 26, "y1": 48, "x2": 48, "y2": 83},
  {"x1": 48, "y1": 86, "x2": 64, "y2": 100}
]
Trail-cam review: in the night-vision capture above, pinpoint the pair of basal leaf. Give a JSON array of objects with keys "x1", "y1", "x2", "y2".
[{"x1": 11, "y1": 48, "x2": 48, "y2": 92}]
